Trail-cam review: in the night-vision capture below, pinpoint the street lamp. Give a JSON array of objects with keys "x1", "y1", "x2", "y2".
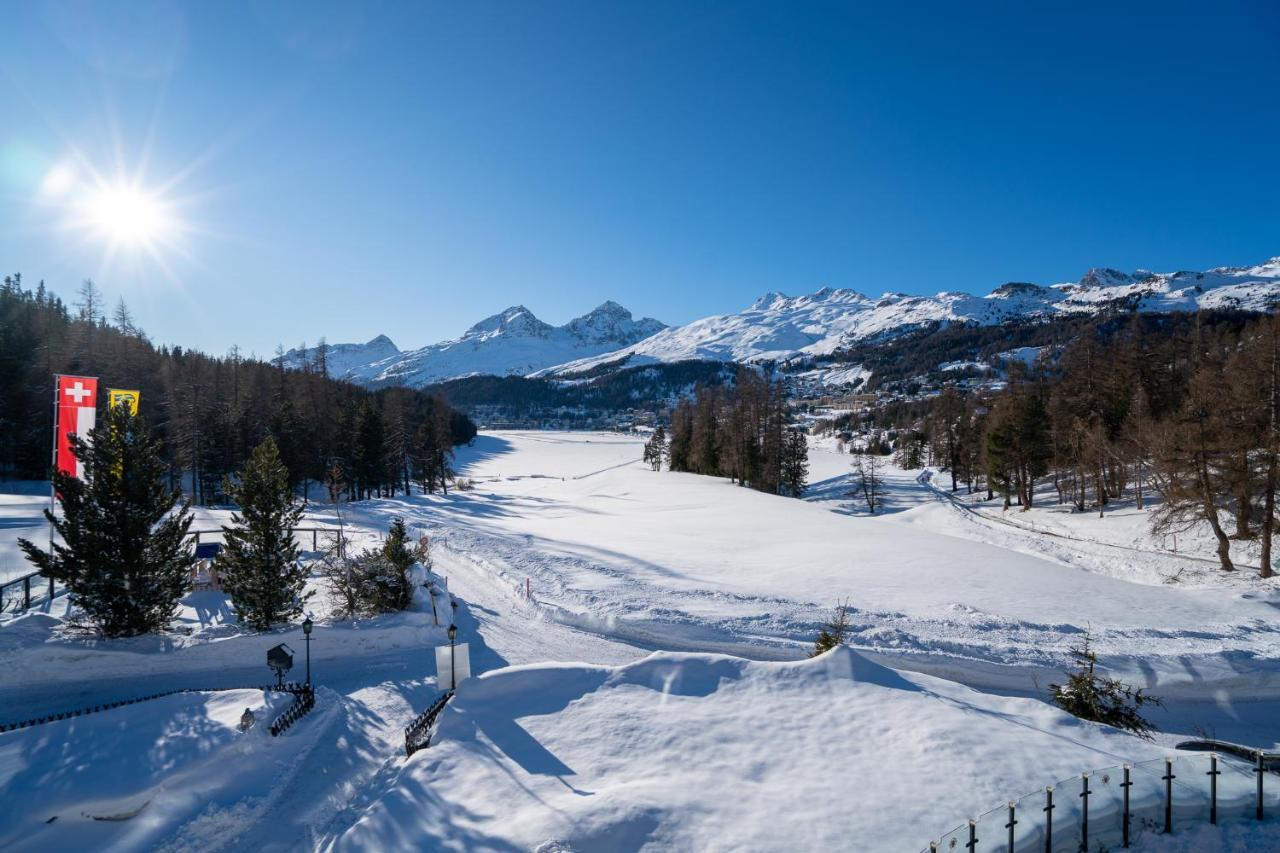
[
  {"x1": 447, "y1": 623, "x2": 458, "y2": 690},
  {"x1": 302, "y1": 616, "x2": 313, "y2": 689}
]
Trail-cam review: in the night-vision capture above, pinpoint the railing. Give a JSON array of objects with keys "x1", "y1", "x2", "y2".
[
  {"x1": 924, "y1": 748, "x2": 1278, "y2": 851},
  {"x1": 404, "y1": 690, "x2": 454, "y2": 757},
  {"x1": 0, "y1": 681, "x2": 314, "y2": 734},
  {"x1": 268, "y1": 684, "x2": 316, "y2": 736},
  {"x1": 186, "y1": 526, "x2": 343, "y2": 551},
  {"x1": 0, "y1": 571, "x2": 60, "y2": 613}
]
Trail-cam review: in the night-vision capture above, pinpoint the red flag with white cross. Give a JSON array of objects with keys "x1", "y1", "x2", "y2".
[{"x1": 55, "y1": 375, "x2": 98, "y2": 479}]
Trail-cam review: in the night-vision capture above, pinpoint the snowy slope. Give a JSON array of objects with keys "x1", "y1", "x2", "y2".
[
  {"x1": 430, "y1": 432, "x2": 1280, "y2": 702},
  {"x1": 281, "y1": 335, "x2": 401, "y2": 382},
  {"x1": 313, "y1": 302, "x2": 665, "y2": 387},
  {"x1": 543, "y1": 257, "x2": 1280, "y2": 375},
  {"x1": 332, "y1": 646, "x2": 1169, "y2": 852}
]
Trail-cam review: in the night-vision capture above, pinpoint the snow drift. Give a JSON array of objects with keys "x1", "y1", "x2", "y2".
[{"x1": 332, "y1": 646, "x2": 1165, "y2": 852}]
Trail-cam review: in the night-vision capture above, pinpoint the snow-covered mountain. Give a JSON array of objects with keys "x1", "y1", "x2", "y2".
[
  {"x1": 310, "y1": 302, "x2": 666, "y2": 387},
  {"x1": 282, "y1": 335, "x2": 401, "y2": 382},
  {"x1": 541, "y1": 257, "x2": 1280, "y2": 376}
]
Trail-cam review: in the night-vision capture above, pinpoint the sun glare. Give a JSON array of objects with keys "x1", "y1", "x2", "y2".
[{"x1": 82, "y1": 184, "x2": 173, "y2": 246}]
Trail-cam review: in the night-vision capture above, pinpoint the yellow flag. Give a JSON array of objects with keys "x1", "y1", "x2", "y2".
[{"x1": 108, "y1": 389, "x2": 140, "y2": 414}]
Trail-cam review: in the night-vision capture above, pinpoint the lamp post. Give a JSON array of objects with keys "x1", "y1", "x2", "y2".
[
  {"x1": 447, "y1": 623, "x2": 458, "y2": 690},
  {"x1": 302, "y1": 616, "x2": 313, "y2": 689}
]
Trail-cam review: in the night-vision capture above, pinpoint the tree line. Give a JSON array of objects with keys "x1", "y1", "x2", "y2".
[
  {"x1": 665, "y1": 367, "x2": 809, "y2": 497},
  {"x1": 914, "y1": 312, "x2": 1279, "y2": 577},
  {"x1": 0, "y1": 275, "x2": 475, "y2": 501}
]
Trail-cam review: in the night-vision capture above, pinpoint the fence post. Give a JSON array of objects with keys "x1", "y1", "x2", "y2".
[
  {"x1": 48, "y1": 576, "x2": 54, "y2": 602},
  {"x1": 23, "y1": 576, "x2": 31, "y2": 610},
  {"x1": 965, "y1": 818, "x2": 977, "y2": 852},
  {"x1": 1259, "y1": 750, "x2": 1266, "y2": 821},
  {"x1": 1122, "y1": 764, "x2": 1132, "y2": 848},
  {"x1": 1005, "y1": 801, "x2": 1016, "y2": 853},
  {"x1": 1043, "y1": 786, "x2": 1054, "y2": 853},
  {"x1": 1081, "y1": 772, "x2": 1091, "y2": 849},
  {"x1": 1163, "y1": 756, "x2": 1175, "y2": 834},
  {"x1": 312, "y1": 529, "x2": 317, "y2": 550},
  {"x1": 1208, "y1": 753, "x2": 1219, "y2": 825}
]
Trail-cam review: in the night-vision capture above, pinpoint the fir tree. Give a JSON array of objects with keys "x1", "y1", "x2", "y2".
[
  {"x1": 18, "y1": 404, "x2": 194, "y2": 638},
  {"x1": 643, "y1": 426, "x2": 667, "y2": 471},
  {"x1": 1050, "y1": 632, "x2": 1161, "y2": 739},
  {"x1": 781, "y1": 428, "x2": 809, "y2": 496},
  {"x1": 809, "y1": 599, "x2": 851, "y2": 657},
  {"x1": 217, "y1": 437, "x2": 310, "y2": 630}
]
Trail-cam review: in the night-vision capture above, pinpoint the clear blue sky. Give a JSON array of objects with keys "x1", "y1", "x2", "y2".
[{"x1": 2, "y1": 1, "x2": 1278, "y2": 357}]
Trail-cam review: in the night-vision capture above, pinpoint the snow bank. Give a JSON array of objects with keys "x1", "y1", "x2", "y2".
[
  {"x1": 332, "y1": 646, "x2": 1165, "y2": 852},
  {"x1": 0, "y1": 688, "x2": 298, "y2": 851}
]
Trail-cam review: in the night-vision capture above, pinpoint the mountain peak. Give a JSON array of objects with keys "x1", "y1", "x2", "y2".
[{"x1": 464, "y1": 305, "x2": 552, "y2": 339}]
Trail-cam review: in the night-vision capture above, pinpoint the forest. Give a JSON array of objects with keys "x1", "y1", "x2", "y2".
[
  {"x1": 0, "y1": 275, "x2": 475, "y2": 502},
  {"x1": 875, "y1": 312, "x2": 1280, "y2": 577},
  {"x1": 667, "y1": 367, "x2": 809, "y2": 497}
]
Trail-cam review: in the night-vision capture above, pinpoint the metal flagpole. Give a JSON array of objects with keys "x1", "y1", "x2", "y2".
[{"x1": 49, "y1": 374, "x2": 60, "y2": 553}]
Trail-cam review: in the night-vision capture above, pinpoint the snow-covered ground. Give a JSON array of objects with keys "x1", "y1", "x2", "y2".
[
  {"x1": 3, "y1": 430, "x2": 1279, "y2": 851},
  {"x1": 427, "y1": 434, "x2": 1280, "y2": 712},
  {"x1": 332, "y1": 646, "x2": 1176, "y2": 851}
]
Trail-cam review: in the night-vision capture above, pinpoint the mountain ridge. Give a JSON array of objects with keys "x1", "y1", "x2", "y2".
[{"x1": 298, "y1": 256, "x2": 1280, "y2": 388}]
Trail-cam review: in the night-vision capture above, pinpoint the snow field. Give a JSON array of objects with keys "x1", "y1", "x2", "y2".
[{"x1": 431, "y1": 433, "x2": 1280, "y2": 707}]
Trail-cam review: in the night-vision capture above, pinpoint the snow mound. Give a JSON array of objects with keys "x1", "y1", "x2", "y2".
[{"x1": 332, "y1": 646, "x2": 1163, "y2": 851}]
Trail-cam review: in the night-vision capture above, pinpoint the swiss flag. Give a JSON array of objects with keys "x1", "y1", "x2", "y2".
[{"x1": 56, "y1": 375, "x2": 98, "y2": 480}]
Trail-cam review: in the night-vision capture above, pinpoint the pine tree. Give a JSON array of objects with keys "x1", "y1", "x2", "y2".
[
  {"x1": 781, "y1": 428, "x2": 809, "y2": 497},
  {"x1": 18, "y1": 404, "x2": 195, "y2": 638},
  {"x1": 217, "y1": 437, "x2": 310, "y2": 630},
  {"x1": 809, "y1": 599, "x2": 851, "y2": 657},
  {"x1": 643, "y1": 426, "x2": 667, "y2": 471},
  {"x1": 1050, "y1": 632, "x2": 1161, "y2": 738}
]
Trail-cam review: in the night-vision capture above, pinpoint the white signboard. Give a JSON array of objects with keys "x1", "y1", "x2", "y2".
[{"x1": 435, "y1": 642, "x2": 471, "y2": 689}]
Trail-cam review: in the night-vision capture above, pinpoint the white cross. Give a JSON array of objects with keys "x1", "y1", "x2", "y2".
[{"x1": 64, "y1": 381, "x2": 92, "y2": 403}]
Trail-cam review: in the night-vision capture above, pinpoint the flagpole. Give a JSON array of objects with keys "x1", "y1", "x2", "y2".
[{"x1": 50, "y1": 373, "x2": 60, "y2": 553}]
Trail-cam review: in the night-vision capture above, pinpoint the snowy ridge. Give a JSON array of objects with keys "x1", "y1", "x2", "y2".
[
  {"x1": 310, "y1": 302, "x2": 665, "y2": 387},
  {"x1": 282, "y1": 335, "x2": 401, "y2": 382},
  {"x1": 542, "y1": 256, "x2": 1280, "y2": 375}
]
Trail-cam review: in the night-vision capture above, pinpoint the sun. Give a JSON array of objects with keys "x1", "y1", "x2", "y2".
[{"x1": 82, "y1": 183, "x2": 174, "y2": 247}]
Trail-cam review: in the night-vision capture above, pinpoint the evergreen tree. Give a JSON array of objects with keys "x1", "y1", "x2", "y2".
[
  {"x1": 809, "y1": 599, "x2": 851, "y2": 657},
  {"x1": 781, "y1": 428, "x2": 809, "y2": 497},
  {"x1": 1050, "y1": 632, "x2": 1161, "y2": 739},
  {"x1": 643, "y1": 426, "x2": 667, "y2": 471},
  {"x1": 18, "y1": 404, "x2": 194, "y2": 638},
  {"x1": 217, "y1": 437, "x2": 309, "y2": 630}
]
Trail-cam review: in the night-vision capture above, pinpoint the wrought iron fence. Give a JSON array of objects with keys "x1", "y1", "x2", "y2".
[
  {"x1": 268, "y1": 684, "x2": 316, "y2": 737},
  {"x1": 405, "y1": 690, "x2": 454, "y2": 757},
  {"x1": 0, "y1": 681, "x2": 313, "y2": 734},
  {"x1": 924, "y1": 748, "x2": 1278, "y2": 852}
]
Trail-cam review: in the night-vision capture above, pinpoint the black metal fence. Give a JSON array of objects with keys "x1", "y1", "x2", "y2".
[
  {"x1": 268, "y1": 684, "x2": 316, "y2": 737},
  {"x1": 0, "y1": 681, "x2": 313, "y2": 735},
  {"x1": 925, "y1": 746, "x2": 1279, "y2": 851},
  {"x1": 0, "y1": 571, "x2": 60, "y2": 613},
  {"x1": 404, "y1": 690, "x2": 454, "y2": 757}
]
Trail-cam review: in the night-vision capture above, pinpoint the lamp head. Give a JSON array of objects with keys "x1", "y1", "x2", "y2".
[
  {"x1": 448, "y1": 624, "x2": 458, "y2": 642},
  {"x1": 303, "y1": 616, "x2": 313, "y2": 636}
]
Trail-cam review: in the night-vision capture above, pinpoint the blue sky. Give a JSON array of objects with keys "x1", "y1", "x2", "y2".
[{"x1": 2, "y1": 1, "x2": 1278, "y2": 357}]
